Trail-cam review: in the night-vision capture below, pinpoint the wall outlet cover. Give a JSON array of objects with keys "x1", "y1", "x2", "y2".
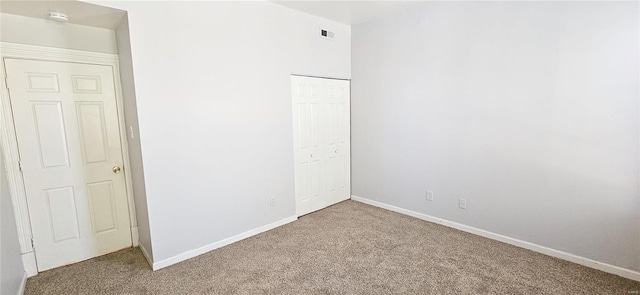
[{"x1": 459, "y1": 198, "x2": 467, "y2": 209}]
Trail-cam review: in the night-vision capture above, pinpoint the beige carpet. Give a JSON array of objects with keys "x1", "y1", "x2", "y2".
[{"x1": 26, "y1": 200, "x2": 639, "y2": 294}]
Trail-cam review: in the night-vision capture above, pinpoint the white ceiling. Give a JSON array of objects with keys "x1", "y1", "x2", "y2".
[
  {"x1": 272, "y1": 1, "x2": 421, "y2": 25},
  {"x1": 0, "y1": 0, "x2": 125, "y2": 29},
  {"x1": 0, "y1": 1, "x2": 419, "y2": 29}
]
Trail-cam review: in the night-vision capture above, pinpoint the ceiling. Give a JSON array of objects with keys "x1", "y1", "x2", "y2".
[
  {"x1": 272, "y1": 1, "x2": 421, "y2": 25},
  {"x1": 0, "y1": 0, "x2": 419, "y2": 29},
  {"x1": 0, "y1": 0, "x2": 125, "y2": 29}
]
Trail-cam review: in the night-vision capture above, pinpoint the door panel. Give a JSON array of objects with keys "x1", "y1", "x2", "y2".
[
  {"x1": 76, "y1": 102, "x2": 109, "y2": 163},
  {"x1": 291, "y1": 76, "x2": 350, "y2": 216},
  {"x1": 87, "y1": 181, "x2": 117, "y2": 234},
  {"x1": 26, "y1": 73, "x2": 59, "y2": 92},
  {"x1": 330, "y1": 79, "x2": 351, "y2": 202},
  {"x1": 5, "y1": 58, "x2": 132, "y2": 271},
  {"x1": 31, "y1": 101, "x2": 71, "y2": 168},
  {"x1": 292, "y1": 77, "x2": 324, "y2": 215},
  {"x1": 44, "y1": 186, "x2": 80, "y2": 243}
]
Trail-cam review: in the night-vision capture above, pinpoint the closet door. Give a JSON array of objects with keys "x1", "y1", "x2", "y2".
[
  {"x1": 325, "y1": 79, "x2": 351, "y2": 204},
  {"x1": 291, "y1": 76, "x2": 324, "y2": 216},
  {"x1": 291, "y1": 76, "x2": 350, "y2": 216}
]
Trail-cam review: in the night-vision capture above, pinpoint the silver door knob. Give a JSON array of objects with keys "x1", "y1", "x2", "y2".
[
  {"x1": 112, "y1": 166, "x2": 121, "y2": 174},
  {"x1": 310, "y1": 154, "x2": 314, "y2": 158}
]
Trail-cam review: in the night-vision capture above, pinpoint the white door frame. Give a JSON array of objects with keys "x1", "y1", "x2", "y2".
[{"x1": 0, "y1": 42, "x2": 139, "y2": 275}]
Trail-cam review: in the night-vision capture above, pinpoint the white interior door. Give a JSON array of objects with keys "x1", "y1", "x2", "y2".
[
  {"x1": 4, "y1": 58, "x2": 132, "y2": 271},
  {"x1": 325, "y1": 78, "x2": 350, "y2": 205},
  {"x1": 292, "y1": 76, "x2": 324, "y2": 216},
  {"x1": 292, "y1": 76, "x2": 350, "y2": 216}
]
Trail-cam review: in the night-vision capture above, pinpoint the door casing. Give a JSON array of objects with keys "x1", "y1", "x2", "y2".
[{"x1": 0, "y1": 42, "x2": 139, "y2": 276}]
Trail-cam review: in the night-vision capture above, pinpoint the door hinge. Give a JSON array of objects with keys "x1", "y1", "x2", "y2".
[
  {"x1": 18, "y1": 161, "x2": 23, "y2": 172},
  {"x1": 30, "y1": 239, "x2": 34, "y2": 248}
]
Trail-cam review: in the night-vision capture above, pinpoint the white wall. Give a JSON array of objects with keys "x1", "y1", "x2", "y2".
[
  {"x1": 352, "y1": 1, "x2": 639, "y2": 271},
  {"x1": 89, "y1": 1, "x2": 350, "y2": 264},
  {"x1": 1, "y1": 149, "x2": 25, "y2": 294},
  {"x1": 0, "y1": 13, "x2": 117, "y2": 54},
  {"x1": 115, "y1": 16, "x2": 153, "y2": 260}
]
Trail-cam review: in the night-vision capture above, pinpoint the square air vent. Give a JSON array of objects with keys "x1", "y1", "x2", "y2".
[{"x1": 320, "y1": 28, "x2": 334, "y2": 40}]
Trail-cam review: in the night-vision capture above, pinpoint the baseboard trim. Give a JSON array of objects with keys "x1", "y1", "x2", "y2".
[
  {"x1": 139, "y1": 244, "x2": 153, "y2": 269},
  {"x1": 152, "y1": 216, "x2": 298, "y2": 271},
  {"x1": 21, "y1": 252, "x2": 37, "y2": 277},
  {"x1": 17, "y1": 271, "x2": 27, "y2": 295},
  {"x1": 351, "y1": 195, "x2": 640, "y2": 282},
  {"x1": 131, "y1": 226, "x2": 139, "y2": 247}
]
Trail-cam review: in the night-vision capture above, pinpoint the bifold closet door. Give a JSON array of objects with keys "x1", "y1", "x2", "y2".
[{"x1": 291, "y1": 76, "x2": 350, "y2": 217}]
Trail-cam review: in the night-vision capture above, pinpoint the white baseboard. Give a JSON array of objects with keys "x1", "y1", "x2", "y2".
[
  {"x1": 139, "y1": 244, "x2": 153, "y2": 269},
  {"x1": 21, "y1": 252, "x2": 37, "y2": 277},
  {"x1": 131, "y1": 226, "x2": 139, "y2": 247},
  {"x1": 351, "y1": 195, "x2": 640, "y2": 282},
  {"x1": 152, "y1": 216, "x2": 298, "y2": 271},
  {"x1": 17, "y1": 271, "x2": 27, "y2": 295}
]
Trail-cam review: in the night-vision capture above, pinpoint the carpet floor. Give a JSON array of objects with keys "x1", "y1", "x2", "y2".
[{"x1": 25, "y1": 200, "x2": 640, "y2": 294}]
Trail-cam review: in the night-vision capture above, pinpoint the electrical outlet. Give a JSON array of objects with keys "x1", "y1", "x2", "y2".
[
  {"x1": 270, "y1": 197, "x2": 276, "y2": 207},
  {"x1": 426, "y1": 190, "x2": 434, "y2": 201},
  {"x1": 459, "y1": 198, "x2": 467, "y2": 209}
]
